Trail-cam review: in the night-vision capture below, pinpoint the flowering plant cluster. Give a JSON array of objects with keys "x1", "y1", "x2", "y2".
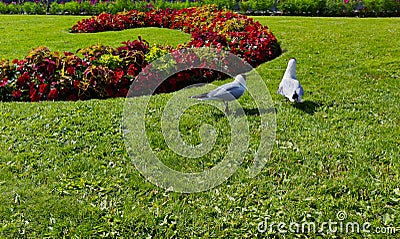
[
  {"x1": 1, "y1": 5, "x2": 281, "y2": 102},
  {"x1": 0, "y1": 39, "x2": 148, "y2": 102},
  {"x1": 70, "y1": 5, "x2": 282, "y2": 67}
]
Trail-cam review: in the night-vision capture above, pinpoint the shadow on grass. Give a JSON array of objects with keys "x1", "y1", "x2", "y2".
[
  {"x1": 293, "y1": 100, "x2": 323, "y2": 115},
  {"x1": 233, "y1": 107, "x2": 276, "y2": 117}
]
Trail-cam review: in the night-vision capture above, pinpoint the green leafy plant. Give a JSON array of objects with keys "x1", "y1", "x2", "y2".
[
  {"x1": 6, "y1": 2, "x2": 21, "y2": 14},
  {"x1": 145, "y1": 44, "x2": 170, "y2": 63},
  {"x1": 64, "y1": 1, "x2": 81, "y2": 15},
  {"x1": 0, "y1": 1, "x2": 7, "y2": 13},
  {"x1": 96, "y1": 54, "x2": 123, "y2": 69},
  {"x1": 78, "y1": 44, "x2": 118, "y2": 60},
  {"x1": 49, "y1": 2, "x2": 64, "y2": 15}
]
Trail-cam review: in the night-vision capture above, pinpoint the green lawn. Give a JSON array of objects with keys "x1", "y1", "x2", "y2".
[
  {"x1": 0, "y1": 15, "x2": 399, "y2": 238},
  {"x1": 0, "y1": 15, "x2": 191, "y2": 60}
]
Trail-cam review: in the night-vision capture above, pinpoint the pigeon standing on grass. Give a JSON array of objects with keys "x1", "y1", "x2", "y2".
[
  {"x1": 190, "y1": 74, "x2": 246, "y2": 114},
  {"x1": 277, "y1": 58, "x2": 304, "y2": 103}
]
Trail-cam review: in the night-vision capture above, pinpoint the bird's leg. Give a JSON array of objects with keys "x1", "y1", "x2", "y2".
[{"x1": 224, "y1": 101, "x2": 230, "y2": 114}]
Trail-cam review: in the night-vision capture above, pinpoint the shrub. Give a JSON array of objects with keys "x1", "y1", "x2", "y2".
[
  {"x1": 239, "y1": 0, "x2": 252, "y2": 13},
  {"x1": 1, "y1": 0, "x2": 399, "y2": 16},
  {"x1": 109, "y1": 0, "x2": 136, "y2": 14},
  {"x1": 63, "y1": 1, "x2": 81, "y2": 15},
  {"x1": 251, "y1": 0, "x2": 277, "y2": 14},
  {"x1": 384, "y1": 0, "x2": 400, "y2": 16},
  {"x1": 364, "y1": 0, "x2": 383, "y2": 14},
  {"x1": 0, "y1": 2, "x2": 7, "y2": 14},
  {"x1": 6, "y1": 2, "x2": 21, "y2": 14},
  {"x1": 49, "y1": 2, "x2": 64, "y2": 15},
  {"x1": 92, "y1": 2, "x2": 110, "y2": 14},
  {"x1": 80, "y1": 1, "x2": 93, "y2": 15},
  {"x1": 362, "y1": 0, "x2": 400, "y2": 16},
  {"x1": 203, "y1": 0, "x2": 236, "y2": 10},
  {"x1": 22, "y1": 1, "x2": 46, "y2": 14},
  {"x1": 301, "y1": 0, "x2": 326, "y2": 15},
  {"x1": 278, "y1": 0, "x2": 326, "y2": 15}
]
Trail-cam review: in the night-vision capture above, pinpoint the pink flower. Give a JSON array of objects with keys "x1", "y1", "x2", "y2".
[{"x1": 0, "y1": 78, "x2": 8, "y2": 87}]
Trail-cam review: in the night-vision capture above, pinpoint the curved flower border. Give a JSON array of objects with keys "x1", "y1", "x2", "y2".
[{"x1": 0, "y1": 5, "x2": 281, "y2": 102}]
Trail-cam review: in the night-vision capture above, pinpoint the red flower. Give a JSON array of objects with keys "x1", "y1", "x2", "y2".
[
  {"x1": 29, "y1": 88, "x2": 40, "y2": 102},
  {"x1": 73, "y1": 80, "x2": 80, "y2": 90},
  {"x1": 12, "y1": 89, "x2": 22, "y2": 99},
  {"x1": 17, "y1": 72, "x2": 30, "y2": 86},
  {"x1": 48, "y1": 88, "x2": 59, "y2": 100},
  {"x1": 37, "y1": 75, "x2": 45, "y2": 83},
  {"x1": 66, "y1": 66, "x2": 76, "y2": 75},
  {"x1": 113, "y1": 69, "x2": 124, "y2": 82},
  {"x1": 127, "y1": 64, "x2": 137, "y2": 76},
  {"x1": 39, "y1": 83, "x2": 49, "y2": 94}
]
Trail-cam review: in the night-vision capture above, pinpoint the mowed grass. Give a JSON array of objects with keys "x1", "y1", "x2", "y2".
[
  {"x1": 0, "y1": 15, "x2": 400, "y2": 238},
  {"x1": 0, "y1": 15, "x2": 191, "y2": 60}
]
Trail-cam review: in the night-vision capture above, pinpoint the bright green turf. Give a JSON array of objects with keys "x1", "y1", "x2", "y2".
[
  {"x1": 0, "y1": 15, "x2": 399, "y2": 238},
  {"x1": 0, "y1": 15, "x2": 191, "y2": 60}
]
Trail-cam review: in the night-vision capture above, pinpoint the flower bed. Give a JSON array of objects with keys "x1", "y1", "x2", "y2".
[
  {"x1": 0, "y1": 5, "x2": 282, "y2": 102},
  {"x1": 0, "y1": 40, "x2": 149, "y2": 102},
  {"x1": 70, "y1": 5, "x2": 281, "y2": 66}
]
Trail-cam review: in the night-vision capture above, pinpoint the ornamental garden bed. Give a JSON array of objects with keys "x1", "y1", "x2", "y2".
[{"x1": 0, "y1": 5, "x2": 281, "y2": 102}]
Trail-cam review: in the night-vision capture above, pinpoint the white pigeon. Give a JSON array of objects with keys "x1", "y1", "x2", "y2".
[
  {"x1": 277, "y1": 58, "x2": 304, "y2": 103},
  {"x1": 190, "y1": 74, "x2": 246, "y2": 113}
]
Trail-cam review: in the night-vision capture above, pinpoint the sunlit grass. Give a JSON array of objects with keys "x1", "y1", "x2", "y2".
[{"x1": 0, "y1": 15, "x2": 191, "y2": 60}]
